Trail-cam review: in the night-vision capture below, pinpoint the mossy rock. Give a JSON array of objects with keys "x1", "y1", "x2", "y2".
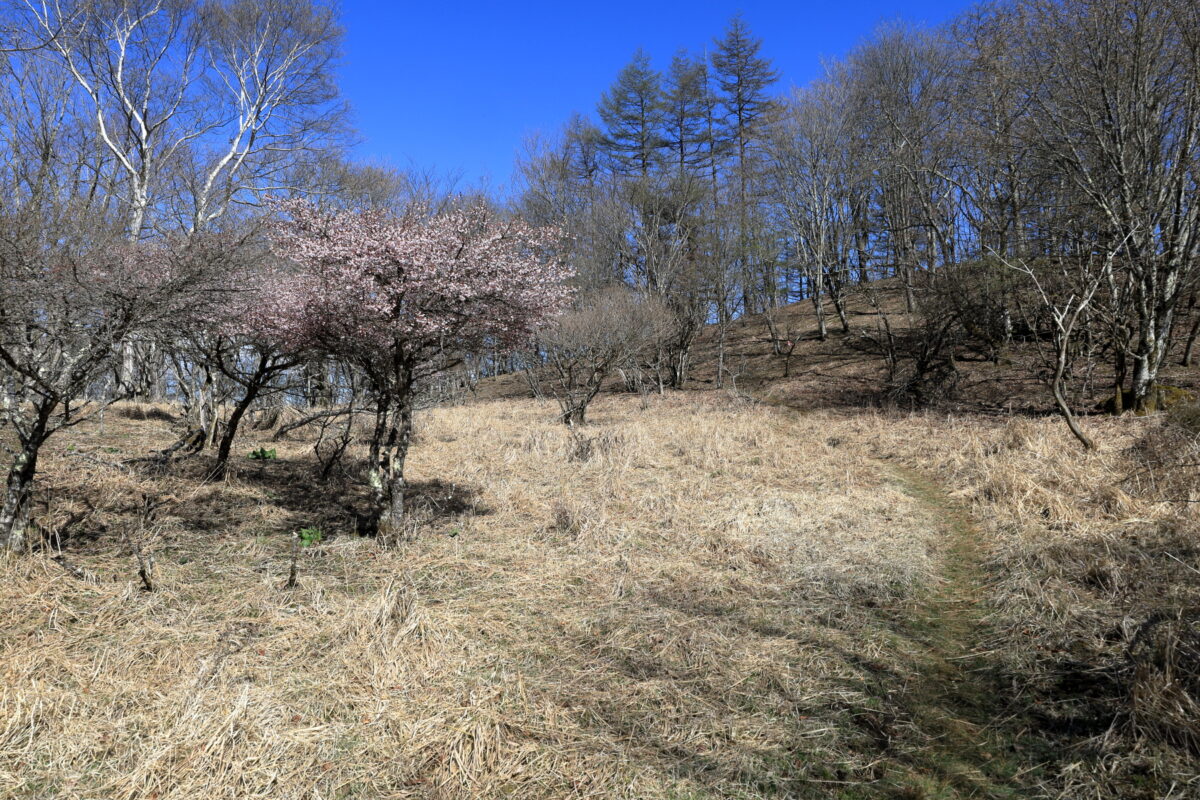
[
  {"x1": 1139, "y1": 384, "x2": 1196, "y2": 416},
  {"x1": 1166, "y1": 400, "x2": 1200, "y2": 434}
]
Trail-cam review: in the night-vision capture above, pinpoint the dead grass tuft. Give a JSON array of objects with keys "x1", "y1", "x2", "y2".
[
  {"x1": 110, "y1": 401, "x2": 179, "y2": 424},
  {"x1": 1126, "y1": 403, "x2": 1200, "y2": 505},
  {"x1": 1126, "y1": 609, "x2": 1200, "y2": 755}
]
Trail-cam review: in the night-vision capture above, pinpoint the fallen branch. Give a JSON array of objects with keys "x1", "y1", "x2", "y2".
[
  {"x1": 51, "y1": 554, "x2": 100, "y2": 583},
  {"x1": 272, "y1": 407, "x2": 369, "y2": 441},
  {"x1": 285, "y1": 532, "x2": 301, "y2": 589}
]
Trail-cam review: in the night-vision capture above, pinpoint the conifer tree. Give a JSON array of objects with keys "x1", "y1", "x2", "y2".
[
  {"x1": 711, "y1": 15, "x2": 780, "y2": 312},
  {"x1": 711, "y1": 15, "x2": 779, "y2": 184},
  {"x1": 597, "y1": 49, "x2": 666, "y2": 177},
  {"x1": 662, "y1": 51, "x2": 715, "y2": 178}
]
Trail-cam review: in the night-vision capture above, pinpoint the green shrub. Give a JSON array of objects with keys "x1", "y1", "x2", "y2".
[{"x1": 297, "y1": 527, "x2": 323, "y2": 547}]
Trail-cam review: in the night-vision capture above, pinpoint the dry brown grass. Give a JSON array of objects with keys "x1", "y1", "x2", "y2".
[
  {"x1": 1, "y1": 394, "x2": 952, "y2": 799},
  {"x1": 8, "y1": 392, "x2": 1200, "y2": 798}
]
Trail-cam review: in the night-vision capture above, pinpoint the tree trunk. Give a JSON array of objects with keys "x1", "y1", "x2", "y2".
[
  {"x1": 212, "y1": 383, "x2": 263, "y2": 480},
  {"x1": 304, "y1": 358, "x2": 335, "y2": 407},
  {"x1": 1131, "y1": 321, "x2": 1171, "y2": 415},
  {"x1": 119, "y1": 340, "x2": 136, "y2": 398},
  {"x1": 366, "y1": 397, "x2": 390, "y2": 526},
  {"x1": 830, "y1": 285, "x2": 850, "y2": 334},
  {"x1": 764, "y1": 313, "x2": 783, "y2": 356},
  {"x1": 1051, "y1": 344, "x2": 1094, "y2": 450},
  {"x1": 673, "y1": 350, "x2": 689, "y2": 390},
  {"x1": 811, "y1": 293, "x2": 828, "y2": 341},
  {"x1": 1182, "y1": 312, "x2": 1200, "y2": 367},
  {"x1": 783, "y1": 342, "x2": 798, "y2": 378},
  {"x1": 560, "y1": 384, "x2": 598, "y2": 427},
  {"x1": 1111, "y1": 346, "x2": 1129, "y2": 414},
  {"x1": 376, "y1": 395, "x2": 414, "y2": 545},
  {"x1": 0, "y1": 409, "x2": 50, "y2": 552},
  {"x1": 716, "y1": 322, "x2": 728, "y2": 388},
  {"x1": 0, "y1": 450, "x2": 39, "y2": 552},
  {"x1": 375, "y1": 363, "x2": 416, "y2": 545},
  {"x1": 199, "y1": 366, "x2": 217, "y2": 447}
]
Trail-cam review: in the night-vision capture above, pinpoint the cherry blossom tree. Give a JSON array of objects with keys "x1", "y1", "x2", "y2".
[{"x1": 270, "y1": 199, "x2": 571, "y2": 542}]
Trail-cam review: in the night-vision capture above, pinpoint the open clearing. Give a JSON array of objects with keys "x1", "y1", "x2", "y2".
[{"x1": 3, "y1": 394, "x2": 1198, "y2": 798}]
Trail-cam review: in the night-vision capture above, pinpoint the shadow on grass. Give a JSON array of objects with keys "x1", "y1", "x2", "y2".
[{"x1": 226, "y1": 455, "x2": 490, "y2": 538}]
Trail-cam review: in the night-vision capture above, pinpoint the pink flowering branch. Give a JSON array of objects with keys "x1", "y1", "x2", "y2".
[{"x1": 268, "y1": 199, "x2": 572, "y2": 374}]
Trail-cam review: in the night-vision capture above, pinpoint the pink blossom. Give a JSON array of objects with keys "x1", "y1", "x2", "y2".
[{"x1": 266, "y1": 200, "x2": 572, "y2": 373}]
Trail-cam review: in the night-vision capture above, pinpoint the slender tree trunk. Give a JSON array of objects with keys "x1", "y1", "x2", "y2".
[
  {"x1": 212, "y1": 383, "x2": 263, "y2": 480},
  {"x1": 377, "y1": 398, "x2": 414, "y2": 544},
  {"x1": 716, "y1": 324, "x2": 727, "y2": 389},
  {"x1": 376, "y1": 364, "x2": 416, "y2": 544},
  {"x1": 0, "y1": 408, "x2": 50, "y2": 552},
  {"x1": 1182, "y1": 312, "x2": 1200, "y2": 367},
  {"x1": 119, "y1": 340, "x2": 136, "y2": 398},
  {"x1": 783, "y1": 340, "x2": 798, "y2": 378},
  {"x1": 811, "y1": 292, "x2": 828, "y2": 341},
  {"x1": 764, "y1": 312, "x2": 783, "y2": 355},
  {"x1": 367, "y1": 396, "x2": 390, "y2": 518},
  {"x1": 674, "y1": 349, "x2": 689, "y2": 389},
  {"x1": 1051, "y1": 340, "x2": 1094, "y2": 450},
  {"x1": 1111, "y1": 344, "x2": 1129, "y2": 414},
  {"x1": 199, "y1": 366, "x2": 217, "y2": 447},
  {"x1": 830, "y1": 281, "x2": 850, "y2": 333},
  {"x1": 902, "y1": 264, "x2": 916, "y2": 313}
]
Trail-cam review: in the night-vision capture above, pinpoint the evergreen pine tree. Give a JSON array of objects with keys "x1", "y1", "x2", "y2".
[
  {"x1": 711, "y1": 14, "x2": 780, "y2": 181},
  {"x1": 711, "y1": 15, "x2": 780, "y2": 311}
]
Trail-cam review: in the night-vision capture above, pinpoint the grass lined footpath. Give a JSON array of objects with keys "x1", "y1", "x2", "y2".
[
  {"x1": 837, "y1": 408, "x2": 1200, "y2": 799},
  {"x1": 877, "y1": 463, "x2": 1033, "y2": 799},
  {"x1": 765, "y1": 400, "x2": 1042, "y2": 799}
]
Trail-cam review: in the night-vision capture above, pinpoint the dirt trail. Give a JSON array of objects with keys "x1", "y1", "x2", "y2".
[
  {"x1": 878, "y1": 462, "x2": 1037, "y2": 799},
  {"x1": 769, "y1": 400, "x2": 1040, "y2": 798}
]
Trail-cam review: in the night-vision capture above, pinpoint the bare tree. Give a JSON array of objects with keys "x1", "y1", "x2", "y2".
[
  {"x1": 0, "y1": 231, "x2": 218, "y2": 550},
  {"x1": 22, "y1": 0, "x2": 344, "y2": 238},
  {"x1": 1006, "y1": 240, "x2": 1128, "y2": 449},
  {"x1": 534, "y1": 287, "x2": 674, "y2": 425},
  {"x1": 1018, "y1": 0, "x2": 1200, "y2": 412},
  {"x1": 768, "y1": 74, "x2": 861, "y2": 343}
]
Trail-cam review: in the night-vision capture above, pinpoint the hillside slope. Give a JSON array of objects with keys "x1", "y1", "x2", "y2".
[
  {"x1": 5, "y1": 287, "x2": 1200, "y2": 798},
  {"x1": 483, "y1": 280, "x2": 1200, "y2": 414}
]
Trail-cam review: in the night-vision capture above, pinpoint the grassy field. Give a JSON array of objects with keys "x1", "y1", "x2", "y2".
[{"x1": 2, "y1": 392, "x2": 1198, "y2": 798}]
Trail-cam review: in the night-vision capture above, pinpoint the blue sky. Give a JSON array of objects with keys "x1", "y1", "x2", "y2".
[{"x1": 338, "y1": 1, "x2": 969, "y2": 191}]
